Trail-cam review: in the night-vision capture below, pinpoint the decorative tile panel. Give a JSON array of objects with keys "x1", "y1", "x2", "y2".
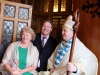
[
  {"x1": 51, "y1": 29, "x2": 57, "y2": 40},
  {"x1": 2, "y1": 20, "x2": 14, "y2": 42},
  {"x1": 52, "y1": 19, "x2": 58, "y2": 27},
  {"x1": 4, "y1": 5, "x2": 15, "y2": 18},
  {"x1": 32, "y1": 18, "x2": 38, "y2": 26},
  {"x1": 18, "y1": 7, "x2": 29, "y2": 20},
  {"x1": 17, "y1": 22, "x2": 28, "y2": 40},
  {"x1": 60, "y1": 19, "x2": 65, "y2": 27}
]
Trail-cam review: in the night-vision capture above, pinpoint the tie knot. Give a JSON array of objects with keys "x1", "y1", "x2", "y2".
[{"x1": 43, "y1": 37, "x2": 46, "y2": 39}]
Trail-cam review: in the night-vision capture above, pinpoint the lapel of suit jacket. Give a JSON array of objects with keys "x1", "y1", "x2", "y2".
[
  {"x1": 37, "y1": 34, "x2": 43, "y2": 47},
  {"x1": 43, "y1": 36, "x2": 51, "y2": 48}
]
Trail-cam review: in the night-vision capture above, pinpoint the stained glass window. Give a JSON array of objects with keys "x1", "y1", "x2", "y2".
[
  {"x1": 53, "y1": 0, "x2": 58, "y2": 12},
  {"x1": 17, "y1": 22, "x2": 28, "y2": 40},
  {"x1": 18, "y1": 7, "x2": 29, "y2": 20},
  {"x1": 4, "y1": 5, "x2": 15, "y2": 18},
  {"x1": 2, "y1": 20, "x2": 14, "y2": 42},
  {"x1": 44, "y1": 0, "x2": 49, "y2": 12},
  {"x1": 0, "y1": 0, "x2": 32, "y2": 43},
  {"x1": 61, "y1": 0, "x2": 66, "y2": 12}
]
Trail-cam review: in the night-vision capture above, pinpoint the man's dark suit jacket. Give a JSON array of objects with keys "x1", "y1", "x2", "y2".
[{"x1": 32, "y1": 33, "x2": 58, "y2": 71}]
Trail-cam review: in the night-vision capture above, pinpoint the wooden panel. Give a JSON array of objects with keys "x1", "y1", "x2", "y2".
[
  {"x1": 74, "y1": 0, "x2": 99, "y2": 75},
  {"x1": 90, "y1": 15, "x2": 99, "y2": 75},
  {"x1": 83, "y1": 0, "x2": 92, "y2": 50},
  {"x1": 90, "y1": 16, "x2": 99, "y2": 56},
  {"x1": 98, "y1": 18, "x2": 100, "y2": 75},
  {"x1": 92, "y1": 1, "x2": 99, "y2": 75},
  {"x1": 74, "y1": 0, "x2": 85, "y2": 42},
  {"x1": 78, "y1": 0, "x2": 85, "y2": 43},
  {"x1": 89, "y1": 0, "x2": 98, "y2": 58}
]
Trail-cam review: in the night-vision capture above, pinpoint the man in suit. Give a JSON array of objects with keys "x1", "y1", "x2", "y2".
[{"x1": 32, "y1": 20, "x2": 58, "y2": 72}]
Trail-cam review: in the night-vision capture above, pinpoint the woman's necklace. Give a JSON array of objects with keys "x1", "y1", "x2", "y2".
[{"x1": 20, "y1": 42, "x2": 29, "y2": 48}]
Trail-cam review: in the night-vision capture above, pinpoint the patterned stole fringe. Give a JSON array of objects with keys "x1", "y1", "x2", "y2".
[{"x1": 55, "y1": 39, "x2": 72, "y2": 67}]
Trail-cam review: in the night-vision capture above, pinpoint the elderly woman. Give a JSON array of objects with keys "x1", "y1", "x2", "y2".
[{"x1": 0, "y1": 27, "x2": 39, "y2": 75}]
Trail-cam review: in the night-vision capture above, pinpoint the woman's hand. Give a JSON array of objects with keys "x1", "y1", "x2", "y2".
[
  {"x1": 50, "y1": 68, "x2": 55, "y2": 73},
  {"x1": 11, "y1": 70, "x2": 22, "y2": 75},
  {"x1": 11, "y1": 68, "x2": 22, "y2": 75}
]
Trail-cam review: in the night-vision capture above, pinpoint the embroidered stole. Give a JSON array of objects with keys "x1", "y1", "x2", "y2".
[{"x1": 55, "y1": 39, "x2": 72, "y2": 67}]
